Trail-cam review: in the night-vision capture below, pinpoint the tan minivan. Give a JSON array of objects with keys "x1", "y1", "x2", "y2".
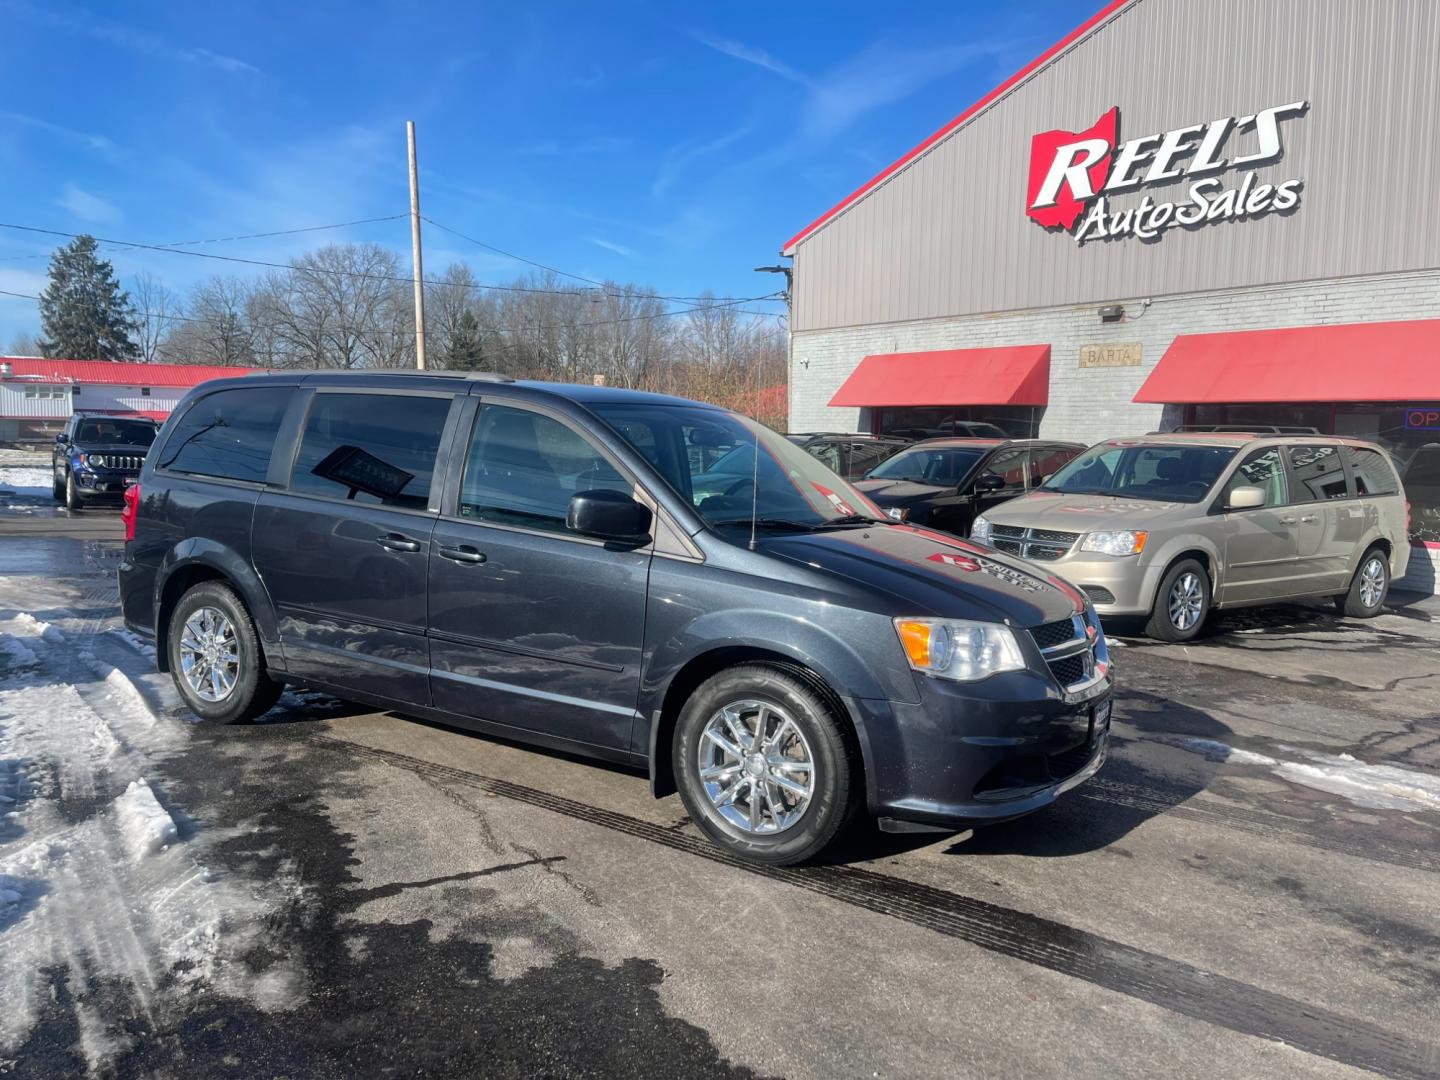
[{"x1": 970, "y1": 434, "x2": 1411, "y2": 640}]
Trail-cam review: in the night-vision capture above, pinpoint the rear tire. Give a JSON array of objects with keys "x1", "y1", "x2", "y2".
[
  {"x1": 52, "y1": 467, "x2": 64, "y2": 501},
  {"x1": 167, "y1": 581, "x2": 284, "y2": 724},
  {"x1": 64, "y1": 472, "x2": 83, "y2": 512},
  {"x1": 1338, "y1": 547, "x2": 1389, "y2": 618},
  {"x1": 1145, "y1": 559, "x2": 1210, "y2": 642},
  {"x1": 673, "y1": 664, "x2": 858, "y2": 866}
]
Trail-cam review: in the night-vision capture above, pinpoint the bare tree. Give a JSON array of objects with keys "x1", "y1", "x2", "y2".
[
  {"x1": 131, "y1": 271, "x2": 180, "y2": 363},
  {"x1": 161, "y1": 276, "x2": 255, "y2": 365},
  {"x1": 6, "y1": 331, "x2": 40, "y2": 356}
]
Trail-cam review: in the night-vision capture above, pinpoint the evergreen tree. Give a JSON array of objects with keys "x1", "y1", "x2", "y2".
[
  {"x1": 38, "y1": 235, "x2": 139, "y2": 360},
  {"x1": 442, "y1": 308, "x2": 487, "y2": 370}
]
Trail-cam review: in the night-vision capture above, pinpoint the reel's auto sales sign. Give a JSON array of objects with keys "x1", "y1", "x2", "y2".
[{"x1": 1026, "y1": 101, "x2": 1307, "y2": 244}]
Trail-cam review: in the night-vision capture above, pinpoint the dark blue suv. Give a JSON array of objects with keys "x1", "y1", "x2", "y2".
[
  {"x1": 52, "y1": 413, "x2": 157, "y2": 511},
  {"x1": 117, "y1": 371, "x2": 1112, "y2": 865}
]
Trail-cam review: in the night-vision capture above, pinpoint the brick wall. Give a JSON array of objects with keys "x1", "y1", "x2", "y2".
[{"x1": 789, "y1": 269, "x2": 1440, "y2": 443}]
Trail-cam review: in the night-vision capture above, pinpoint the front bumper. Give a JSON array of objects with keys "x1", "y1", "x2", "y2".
[
  {"x1": 852, "y1": 664, "x2": 1114, "y2": 831},
  {"x1": 1037, "y1": 552, "x2": 1157, "y2": 617},
  {"x1": 74, "y1": 470, "x2": 140, "y2": 500}
]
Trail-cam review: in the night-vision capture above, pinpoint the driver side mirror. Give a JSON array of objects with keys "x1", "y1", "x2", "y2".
[
  {"x1": 974, "y1": 473, "x2": 1005, "y2": 493},
  {"x1": 567, "y1": 489, "x2": 652, "y2": 544},
  {"x1": 55, "y1": 433, "x2": 68, "y2": 445},
  {"x1": 1226, "y1": 485, "x2": 1266, "y2": 510}
]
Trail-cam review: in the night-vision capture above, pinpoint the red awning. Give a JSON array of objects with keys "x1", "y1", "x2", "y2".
[
  {"x1": 829, "y1": 346, "x2": 1050, "y2": 408},
  {"x1": 1135, "y1": 319, "x2": 1440, "y2": 404}
]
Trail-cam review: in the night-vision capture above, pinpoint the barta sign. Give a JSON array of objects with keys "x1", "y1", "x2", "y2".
[{"x1": 1026, "y1": 101, "x2": 1308, "y2": 244}]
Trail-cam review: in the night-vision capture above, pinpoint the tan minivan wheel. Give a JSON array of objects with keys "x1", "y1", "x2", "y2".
[
  {"x1": 1145, "y1": 559, "x2": 1210, "y2": 642},
  {"x1": 1338, "y1": 548, "x2": 1389, "y2": 619}
]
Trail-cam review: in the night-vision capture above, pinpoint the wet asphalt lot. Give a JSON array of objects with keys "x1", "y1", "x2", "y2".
[{"x1": 2, "y1": 496, "x2": 1439, "y2": 1080}]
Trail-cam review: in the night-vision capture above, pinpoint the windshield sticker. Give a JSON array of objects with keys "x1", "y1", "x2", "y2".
[{"x1": 811, "y1": 482, "x2": 857, "y2": 517}]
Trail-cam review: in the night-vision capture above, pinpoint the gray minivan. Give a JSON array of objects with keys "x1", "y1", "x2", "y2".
[{"x1": 118, "y1": 371, "x2": 1113, "y2": 865}]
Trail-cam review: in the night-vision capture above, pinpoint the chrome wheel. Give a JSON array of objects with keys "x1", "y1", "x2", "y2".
[
  {"x1": 1168, "y1": 572, "x2": 1204, "y2": 631},
  {"x1": 1359, "y1": 556, "x2": 1386, "y2": 609},
  {"x1": 179, "y1": 606, "x2": 240, "y2": 702},
  {"x1": 697, "y1": 699, "x2": 815, "y2": 834}
]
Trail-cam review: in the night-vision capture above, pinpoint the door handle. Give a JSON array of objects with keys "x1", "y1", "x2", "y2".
[
  {"x1": 1299, "y1": 514, "x2": 1318, "y2": 524},
  {"x1": 1278, "y1": 516, "x2": 1297, "y2": 526},
  {"x1": 376, "y1": 533, "x2": 422, "y2": 553},
  {"x1": 438, "y1": 544, "x2": 486, "y2": 565}
]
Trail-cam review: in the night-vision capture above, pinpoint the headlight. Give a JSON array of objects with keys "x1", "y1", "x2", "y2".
[
  {"x1": 885, "y1": 506, "x2": 907, "y2": 521},
  {"x1": 971, "y1": 516, "x2": 992, "y2": 543},
  {"x1": 89, "y1": 454, "x2": 106, "y2": 468},
  {"x1": 1081, "y1": 530, "x2": 1148, "y2": 556},
  {"x1": 893, "y1": 618, "x2": 1026, "y2": 682}
]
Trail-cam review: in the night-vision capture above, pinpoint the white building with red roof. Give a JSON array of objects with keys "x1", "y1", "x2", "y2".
[{"x1": 0, "y1": 358, "x2": 255, "y2": 444}]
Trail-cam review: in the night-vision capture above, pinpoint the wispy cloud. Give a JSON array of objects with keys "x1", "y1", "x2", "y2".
[
  {"x1": 57, "y1": 183, "x2": 121, "y2": 224},
  {"x1": 802, "y1": 40, "x2": 1003, "y2": 138},
  {"x1": 0, "y1": 111, "x2": 115, "y2": 153},
  {"x1": 3, "y1": 1, "x2": 260, "y2": 76},
  {"x1": 510, "y1": 135, "x2": 633, "y2": 158},
  {"x1": 587, "y1": 236, "x2": 638, "y2": 259},
  {"x1": 691, "y1": 31, "x2": 811, "y2": 86},
  {"x1": 652, "y1": 121, "x2": 755, "y2": 197}
]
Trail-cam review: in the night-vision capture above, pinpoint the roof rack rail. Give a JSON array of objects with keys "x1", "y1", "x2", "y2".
[{"x1": 253, "y1": 368, "x2": 515, "y2": 383}]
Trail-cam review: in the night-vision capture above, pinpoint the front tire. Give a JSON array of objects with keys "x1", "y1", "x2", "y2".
[
  {"x1": 64, "y1": 472, "x2": 83, "y2": 511},
  {"x1": 1145, "y1": 558, "x2": 1210, "y2": 642},
  {"x1": 1338, "y1": 547, "x2": 1389, "y2": 618},
  {"x1": 167, "y1": 581, "x2": 283, "y2": 724},
  {"x1": 52, "y1": 466, "x2": 64, "y2": 501},
  {"x1": 673, "y1": 665, "x2": 858, "y2": 866}
]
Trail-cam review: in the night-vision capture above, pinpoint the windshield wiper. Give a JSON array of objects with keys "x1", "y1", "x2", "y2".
[{"x1": 812, "y1": 514, "x2": 885, "y2": 529}]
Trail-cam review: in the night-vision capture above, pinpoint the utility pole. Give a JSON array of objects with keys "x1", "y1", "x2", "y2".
[{"x1": 407, "y1": 120, "x2": 427, "y2": 369}]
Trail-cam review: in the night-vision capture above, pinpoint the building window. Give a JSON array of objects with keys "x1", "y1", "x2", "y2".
[
  {"x1": 872, "y1": 406, "x2": 1041, "y2": 440},
  {"x1": 21, "y1": 386, "x2": 66, "y2": 399},
  {"x1": 141, "y1": 387, "x2": 152, "y2": 397}
]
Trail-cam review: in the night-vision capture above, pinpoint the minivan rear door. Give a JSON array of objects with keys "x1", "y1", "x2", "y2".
[
  {"x1": 1283, "y1": 444, "x2": 1353, "y2": 593},
  {"x1": 251, "y1": 387, "x2": 460, "y2": 703},
  {"x1": 426, "y1": 398, "x2": 651, "y2": 752}
]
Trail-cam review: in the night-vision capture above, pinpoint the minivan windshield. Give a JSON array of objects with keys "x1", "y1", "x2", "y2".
[
  {"x1": 1041, "y1": 443, "x2": 1237, "y2": 503},
  {"x1": 74, "y1": 418, "x2": 157, "y2": 446},
  {"x1": 865, "y1": 446, "x2": 985, "y2": 486},
  {"x1": 591, "y1": 403, "x2": 885, "y2": 531}
]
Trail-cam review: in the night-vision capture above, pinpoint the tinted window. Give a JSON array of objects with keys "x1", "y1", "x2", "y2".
[
  {"x1": 1341, "y1": 446, "x2": 1399, "y2": 497},
  {"x1": 291, "y1": 392, "x2": 451, "y2": 509},
  {"x1": 1287, "y1": 445, "x2": 1349, "y2": 501},
  {"x1": 158, "y1": 386, "x2": 291, "y2": 483},
  {"x1": 978, "y1": 447, "x2": 1026, "y2": 490},
  {"x1": 1225, "y1": 447, "x2": 1288, "y2": 507},
  {"x1": 867, "y1": 446, "x2": 985, "y2": 485},
  {"x1": 844, "y1": 442, "x2": 889, "y2": 478},
  {"x1": 75, "y1": 419, "x2": 156, "y2": 446},
  {"x1": 1043, "y1": 444, "x2": 1236, "y2": 503},
  {"x1": 808, "y1": 442, "x2": 843, "y2": 473},
  {"x1": 1028, "y1": 446, "x2": 1079, "y2": 487},
  {"x1": 460, "y1": 404, "x2": 631, "y2": 533}
]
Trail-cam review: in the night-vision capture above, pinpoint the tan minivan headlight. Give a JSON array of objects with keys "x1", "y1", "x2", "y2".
[{"x1": 1081, "y1": 530, "x2": 1148, "y2": 556}]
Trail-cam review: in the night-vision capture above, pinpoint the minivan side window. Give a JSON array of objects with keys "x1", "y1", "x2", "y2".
[
  {"x1": 1340, "y1": 446, "x2": 1399, "y2": 497},
  {"x1": 1225, "y1": 447, "x2": 1288, "y2": 507},
  {"x1": 157, "y1": 386, "x2": 292, "y2": 483},
  {"x1": 1286, "y1": 445, "x2": 1350, "y2": 501},
  {"x1": 460, "y1": 403, "x2": 631, "y2": 534},
  {"x1": 290, "y1": 392, "x2": 452, "y2": 509}
]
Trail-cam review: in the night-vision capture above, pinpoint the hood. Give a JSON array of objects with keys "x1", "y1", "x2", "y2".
[
  {"x1": 983, "y1": 489, "x2": 1193, "y2": 530},
  {"x1": 74, "y1": 443, "x2": 151, "y2": 457},
  {"x1": 758, "y1": 523, "x2": 1083, "y2": 627},
  {"x1": 852, "y1": 479, "x2": 953, "y2": 507}
]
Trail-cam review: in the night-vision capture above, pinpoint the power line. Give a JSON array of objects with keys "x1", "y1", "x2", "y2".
[
  {"x1": 0, "y1": 222, "x2": 787, "y2": 313},
  {"x1": 0, "y1": 215, "x2": 408, "y2": 263}
]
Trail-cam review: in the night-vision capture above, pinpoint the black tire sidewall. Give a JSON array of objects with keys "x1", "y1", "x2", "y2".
[
  {"x1": 1147, "y1": 559, "x2": 1210, "y2": 642},
  {"x1": 64, "y1": 472, "x2": 82, "y2": 511},
  {"x1": 167, "y1": 582, "x2": 278, "y2": 724},
  {"x1": 673, "y1": 665, "x2": 855, "y2": 865}
]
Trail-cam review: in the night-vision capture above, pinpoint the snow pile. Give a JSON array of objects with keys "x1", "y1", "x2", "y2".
[
  {"x1": 113, "y1": 780, "x2": 179, "y2": 859},
  {"x1": 1167, "y1": 736, "x2": 1440, "y2": 814},
  {"x1": 0, "y1": 465, "x2": 53, "y2": 498},
  {"x1": 0, "y1": 636, "x2": 38, "y2": 669},
  {"x1": 12, "y1": 612, "x2": 66, "y2": 644}
]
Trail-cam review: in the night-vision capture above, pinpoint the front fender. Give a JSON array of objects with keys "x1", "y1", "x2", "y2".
[
  {"x1": 1140, "y1": 535, "x2": 1227, "y2": 606},
  {"x1": 155, "y1": 539, "x2": 284, "y2": 668}
]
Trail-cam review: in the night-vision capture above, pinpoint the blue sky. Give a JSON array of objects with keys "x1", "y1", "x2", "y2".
[{"x1": 0, "y1": 0, "x2": 1096, "y2": 343}]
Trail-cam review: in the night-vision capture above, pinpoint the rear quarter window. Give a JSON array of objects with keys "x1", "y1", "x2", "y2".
[
  {"x1": 1340, "y1": 446, "x2": 1399, "y2": 497},
  {"x1": 155, "y1": 386, "x2": 292, "y2": 483}
]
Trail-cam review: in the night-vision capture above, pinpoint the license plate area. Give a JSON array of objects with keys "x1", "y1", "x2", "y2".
[{"x1": 1090, "y1": 698, "x2": 1112, "y2": 743}]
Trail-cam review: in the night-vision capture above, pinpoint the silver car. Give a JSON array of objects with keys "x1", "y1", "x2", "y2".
[{"x1": 970, "y1": 434, "x2": 1411, "y2": 640}]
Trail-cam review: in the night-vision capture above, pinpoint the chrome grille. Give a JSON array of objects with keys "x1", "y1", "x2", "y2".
[
  {"x1": 987, "y1": 525, "x2": 1078, "y2": 562},
  {"x1": 1030, "y1": 618, "x2": 1079, "y2": 650},
  {"x1": 100, "y1": 453, "x2": 145, "y2": 471},
  {"x1": 1030, "y1": 613, "x2": 1101, "y2": 691}
]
